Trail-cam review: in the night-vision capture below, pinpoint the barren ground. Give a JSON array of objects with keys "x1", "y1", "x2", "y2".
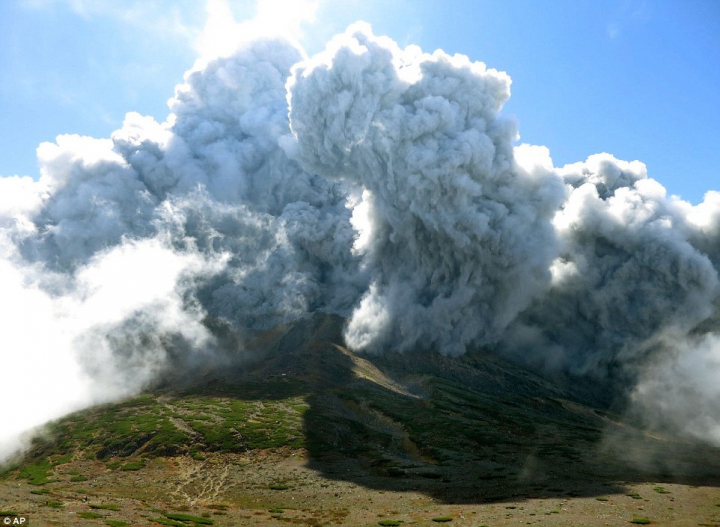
[{"x1": 3, "y1": 448, "x2": 720, "y2": 526}]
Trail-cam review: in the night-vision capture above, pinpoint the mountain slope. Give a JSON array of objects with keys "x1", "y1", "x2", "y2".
[{"x1": 3, "y1": 314, "x2": 720, "y2": 525}]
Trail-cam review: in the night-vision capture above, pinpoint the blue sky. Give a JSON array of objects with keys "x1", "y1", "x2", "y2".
[{"x1": 1, "y1": 0, "x2": 718, "y2": 204}]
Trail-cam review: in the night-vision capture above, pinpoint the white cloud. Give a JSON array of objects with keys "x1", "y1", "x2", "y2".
[{"x1": 195, "y1": 0, "x2": 318, "y2": 69}]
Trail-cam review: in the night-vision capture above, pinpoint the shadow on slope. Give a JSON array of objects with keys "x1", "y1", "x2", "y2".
[{"x1": 187, "y1": 313, "x2": 720, "y2": 504}]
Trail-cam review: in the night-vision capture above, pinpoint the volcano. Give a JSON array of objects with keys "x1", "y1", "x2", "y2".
[{"x1": 3, "y1": 314, "x2": 720, "y2": 526}]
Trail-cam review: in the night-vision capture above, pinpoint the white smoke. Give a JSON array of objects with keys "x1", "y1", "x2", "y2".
[
  {"x1": 2, "y1": 11, "x2": 720, "y2": 464},
  {"x1": 0, "y1": 231, "x2": 220, "y2": 463},
  {"x1": 632, "y1": 333, "x2": 720, "y2": 443}
]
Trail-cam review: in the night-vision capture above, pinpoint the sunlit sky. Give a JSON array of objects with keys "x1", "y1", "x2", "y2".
[{"x1": 1, "y1": 0, "x2": 718, "y2": 204}]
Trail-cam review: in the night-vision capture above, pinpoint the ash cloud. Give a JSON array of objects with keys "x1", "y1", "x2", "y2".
[
  {"x1": 2, "y1": 16, "x2": 720, "y2": 463},
  {"x1": 506, "y1": 155, "x2": 720, "y2": 378},
  {"x1": 287, "y1": 24, "x2": 565, "y2": 355}
]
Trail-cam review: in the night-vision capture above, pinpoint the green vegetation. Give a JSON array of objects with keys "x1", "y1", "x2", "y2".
[
  {"x1": 18, "y1": 458, "x2": 53, "y2": 485},
  {"x1": 596, "y1": 497, "x2": 609, "y2": 501},
  {"x1": 378, "y1": 521, "x2": 403, "y2": 526},
  {"x1": 90, "y1": 503, "x2": 121, "y2": 511},
  {"x1": 0, "y1": 511, "x2": 17, "y2": 516},
  {"x1": 11, "y1": 384, "x2": 310, "y2": 474},
  {"x1": 164, "y1": 512, "x2": 214, "y2": 525},
  {"x1": 30, "y1": 488, "x2": 50, "y2": 495},
  {"x1": 431, "y1": 517, "x2": 453, "y2": 523},
  {"x1": 653, "y1": 486, "x2": 670, "y2": 494},
  {"x1": 78, "y1": 511, "x2": 104, "y2": 519},
  {"x1": 626, "y1": 492, "x2": 642, "y2": 499},
  {"x1": 629, "y1": 518, "x2": 652, "y2": 525},
  {"x1": 105, "y1": 521, "x2": 131, "y2": 527},
  {"x1": 149, "y1": 513, "x2": 213, "y2": 527},
  {"x1": 70, "y1": 474, "x2": 88, "y2": 482},
  {"x1": 45, "y1": 500, "x2": 63, "y2": 508},
  {"x1": 189, "y1": 451, "x2": 205, "y2": 461},
  {"x1": 150, "y1": 518, "x2": 186, "y2": 527},
  {"x1": 52, "y1": 454, "x2": 72, "y2": 465}
]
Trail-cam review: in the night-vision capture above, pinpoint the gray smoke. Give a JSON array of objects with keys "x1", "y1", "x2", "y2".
[
  {"x1": 506, "y1": 155, "x2": 720, "y2": 377},
  {"x1": 2, "y1": 19, "x2": 720, "y2": 463},
  {"x1": 286, "y1": 24, "x2": 565, "y2": 355}
]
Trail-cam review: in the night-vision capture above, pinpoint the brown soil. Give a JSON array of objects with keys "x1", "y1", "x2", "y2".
[{"x1": 3, "y1": 448, "x2": 720, "y2": 526}]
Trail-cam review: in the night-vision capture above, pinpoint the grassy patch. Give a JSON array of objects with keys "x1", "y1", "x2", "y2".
[
  {"x1": 653, "y1": 486, "x2": 670, "y2": 494},
  {"x1": 120, "y1": 461, "x2": 144, "y2": 471},
  {"x1": 70, "y1": 474, "x2": 88, "y2": 482},
  {"x1": 52, "y1": 454, "x2": 72, "y2": 465},
  {"x1": 30, "y1": 488, "x2": 50, "y2": 495},
  {"x1": 90, "y1": 503, "x2": 121, "y2": 511},
  {"x1": 431, "y1": 518, "x2": 453, "y2": 523},
  {"x1": 18, "y1": 458, "x2": 52, "y2": 485},
  {"x1": 45, "y1": 500, "x2": 63, "y2": 509},
  {"x1": 10, "y1": 388, "x2": 310, "y2": 476},
  {"x1": 78, "y1": 511, "x2": 104, "y2": 519},
  {"x1": 629, "y1": 518, "x2": 652, "y2": 525},
  {"x1": 150, "y1": 518, "x2": 186, "y2": 527},
  {"x1": 596, "y1": 497, "x2": 609, "y2": 501},
  {"x1": 378, "y1": 521, "x2": 403, "y2": 526},
  {"x1": 0, "y1": 511, "x2": 17, "y2": 516},
  {"x1": 164, "y1": 512, "x2": 214, "y2": 525},
  {"x1": 105, "y1": 521, "x2": 130, "y2": 527},
  {"x1": 626, "y1": 492, "x2": 642, "y2": 499}
]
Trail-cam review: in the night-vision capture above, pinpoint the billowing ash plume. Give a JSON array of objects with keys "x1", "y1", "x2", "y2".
[
  {"x1": 2, "y1": 19, "x2": 720, "y2": 463},
  {"x1": 286, "y1": 24, "x2": 564, "y2": 355},
  {"x1": 506, "y1": 155, "x2": 720, "y2": 377},
  {"x1": 0, "y1": 34, "x2": 361, "y2": 463}
]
